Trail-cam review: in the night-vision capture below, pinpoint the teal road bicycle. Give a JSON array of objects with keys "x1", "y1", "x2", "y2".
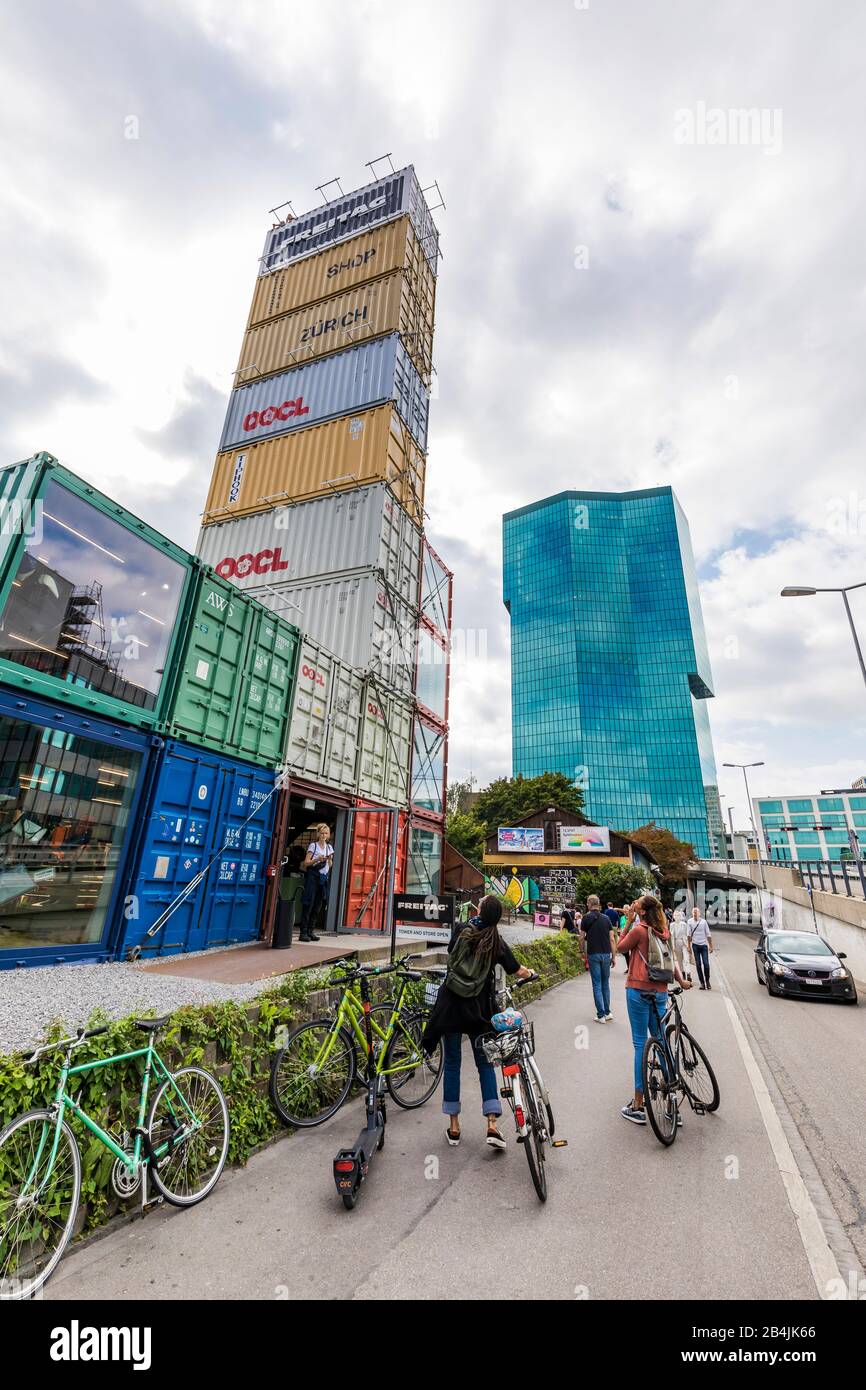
[{"x1": 0, "y1": 1018, "x2": 230, "y2": 1301}]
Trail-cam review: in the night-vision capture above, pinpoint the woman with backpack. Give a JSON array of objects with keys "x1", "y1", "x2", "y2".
[
  {"x1": 615, "y1": 894, "x2": 692, "y2": 1125},
  {"x1": 422, "y1": 894, "x2": 536, "y2": 1150}
]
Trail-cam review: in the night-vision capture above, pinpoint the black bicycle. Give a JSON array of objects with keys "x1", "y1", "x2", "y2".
[{"x1": 641, "y1": 987, "x2": 720, "y2": 1146}]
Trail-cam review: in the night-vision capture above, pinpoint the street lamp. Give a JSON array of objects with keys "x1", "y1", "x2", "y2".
[
  {"x1": 723, "y1": 761, "x2": 766, "y2": 891},
  {"x1": 781, "y1": 582, "x2": 866, "y2": 692}
]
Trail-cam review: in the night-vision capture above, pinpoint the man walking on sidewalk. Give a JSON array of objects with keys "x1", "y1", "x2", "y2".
[
  {"x1": 581, "y1": 894, "x2": 618, "y2": 1022},
  {"x1": 689, "y1": 906, "x2": 714, "y2": 990}
]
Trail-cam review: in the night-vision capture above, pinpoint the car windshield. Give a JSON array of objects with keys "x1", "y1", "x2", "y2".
[{"x1": 768, "y1": 933, "x2": 833, "y2": 957}]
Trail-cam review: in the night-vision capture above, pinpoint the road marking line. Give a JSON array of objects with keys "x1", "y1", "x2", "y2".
[{"x1": 722, "y1": 991, "x2": 842, "y2": 1300}]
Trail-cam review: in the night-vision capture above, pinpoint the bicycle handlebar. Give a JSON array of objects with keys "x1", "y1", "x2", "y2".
[{"x1": 25, "y1": 1024, "x2": 110, "y2": 1066}]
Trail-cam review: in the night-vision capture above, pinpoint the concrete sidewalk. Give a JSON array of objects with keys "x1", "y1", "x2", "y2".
[{"x1": 45, "y1": 962, "x2": 826, "y2": 1301}]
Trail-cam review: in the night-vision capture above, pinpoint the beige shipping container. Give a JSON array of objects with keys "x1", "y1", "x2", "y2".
[
  {"x1": 202, "y1": 406, "x2": 425, "y2": 529},
  {"x1": 246, "y1": 216, "x2": 436, "y2": 336},
  {"x1": 237, "y1": 270, "x2": 433, "y2": 385}
]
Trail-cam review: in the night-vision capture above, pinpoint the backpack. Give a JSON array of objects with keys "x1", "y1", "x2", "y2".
[
  {"x1": 640, "y1": 927, "x2": 675, "y2": 985},
  {"x1": 446, "y1": 926, "x2": 494, "y2": 998}
]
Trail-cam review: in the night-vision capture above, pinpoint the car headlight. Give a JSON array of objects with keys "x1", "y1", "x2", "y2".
[
  {"x1": 770, "y1": 962, "x2": 793, "y2": 976},
  {"x1": 830, "y1": 966, "x2": 848, "y2": 980}
]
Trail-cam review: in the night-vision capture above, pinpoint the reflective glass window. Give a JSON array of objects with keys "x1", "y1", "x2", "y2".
[
  {"x1": 0, "y1": 481, "x2": 186, "y2": 711},
  {"x1": 0, "y1": 713, "x2": 141, "y2": 950}
]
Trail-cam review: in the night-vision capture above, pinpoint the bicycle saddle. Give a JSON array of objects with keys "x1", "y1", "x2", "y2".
[{"x1": 132, "y1": 1015, "x2": 172, "y2": 1032}]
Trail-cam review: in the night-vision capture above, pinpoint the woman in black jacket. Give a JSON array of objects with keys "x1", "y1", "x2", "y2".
[{"x1": 423, "y1": 895, "x2": 535, "y2": 1150}]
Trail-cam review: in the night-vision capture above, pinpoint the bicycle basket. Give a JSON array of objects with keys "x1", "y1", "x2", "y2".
[
  {"x1": 479, "y1": 1030, "x2": 521, "y2": 1065},
  {"x1": 424, "y1": 980, "x2": 441, "y2": 1007}
]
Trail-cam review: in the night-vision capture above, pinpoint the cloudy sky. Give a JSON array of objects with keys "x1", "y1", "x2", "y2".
[{"x1": 2, "y1": 0, "x2": 864, "y2": 828}]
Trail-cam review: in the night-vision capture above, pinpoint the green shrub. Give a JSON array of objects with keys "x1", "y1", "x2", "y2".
[{"x1": 0, "y1": 932, "x2": 583, "y2": 1238}]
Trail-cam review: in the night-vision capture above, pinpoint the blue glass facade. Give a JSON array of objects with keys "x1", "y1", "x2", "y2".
[{"x1": 503, "y1": 487, "x2": 719, "y2": 857}]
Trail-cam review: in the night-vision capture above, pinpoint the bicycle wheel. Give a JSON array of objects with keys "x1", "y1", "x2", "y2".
[
  {"x1": 642, "y1": 1038, "x2": 678, "y2": 1146},
  {"x1": 0, "y1": 1110, "x2": 81, "y2": 1300},
  {"x1": 269, "y1": 1020, "x2": 356, "y2": 1128},
  {"x1": 519, "y1": 1064, "x2": 548, "y2": 1202},
  {"x1": 148, "y1": 1067, "x2": 229, "y2": 1207},
  {"x1": 677, "y1": 1028, "x2": 720, "y2": 1112},
  {"x1": 384, "y1": 1011, "x2": 444, "y2": 1109},
  {"x1": 528, "y1": 1058, "x2": 555, "y2": 1137}
]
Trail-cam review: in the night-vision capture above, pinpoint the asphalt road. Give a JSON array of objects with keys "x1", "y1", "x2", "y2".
[
  {"x1": 41, "y1": 937, "x2": 859, "y2": 1302},
  {"x1": 719, "y1": 928, "x2": 866, "y2": 1271}
]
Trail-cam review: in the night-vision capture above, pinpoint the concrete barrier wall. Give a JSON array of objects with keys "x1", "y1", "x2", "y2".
[{"x1": 697, "y1": 860, "x2": 866, "y2": 986}]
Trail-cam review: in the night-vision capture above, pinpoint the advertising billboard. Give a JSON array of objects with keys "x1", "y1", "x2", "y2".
[
  {"x1": 558, "y1": 826, "x2": 611, "y2": 853},
  {"x1": 497, "y1": 826, "x2": 545, "y2": 854}
]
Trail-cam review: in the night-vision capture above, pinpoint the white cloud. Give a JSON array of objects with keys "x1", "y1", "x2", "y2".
[{"x1": 1, "y1": 0, "x2": 863, "y2": 815}]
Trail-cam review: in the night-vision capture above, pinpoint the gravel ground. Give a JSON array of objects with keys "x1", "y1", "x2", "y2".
[
  {"x1": 0, "y1": 959, "x2": 305, "y2": 1059},
  {"x1": 0, "y1": 924, "x2": 562, "y2": 1058}
]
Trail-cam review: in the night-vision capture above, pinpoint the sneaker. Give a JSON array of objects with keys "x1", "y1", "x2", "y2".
[
  {"x1": 706, "y1": 983, "x2": 712, "y2": 991},
  {"x1": 594, "y1": 1016, "x2": 607, "y2": 1024},
  {"x1": 308, "y1": 932, "x2": 321, "y2": 942},
  {"x1": 486, "y1": 1127, "x2": 507, "y2": 1150},
  {"x1": 699, "y1": 984, "x2": 706, "y2": 990},
  {"x1": 621, "y1": 1103, "x2": 647, "y2": 1125},
  {"x1": 605, "y1": 1013, "x2": 613, "y2": 1021},
  {"x1": 677, "y1": 1113, "x2": 683, "y2": 1128},
  {"x1": 446, "y1": 1125, "x2": 461, "y2": 1147}
]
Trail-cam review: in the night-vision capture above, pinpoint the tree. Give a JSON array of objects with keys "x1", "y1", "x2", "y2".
[
  {"x1": 627, "y1": 821, "x2": 696, "y2": 895},
  {"x1": 472, "y1": 773, "x2": 585, "y2": 837},
  {"x1": 574, "y1": 863, "x2": 655, "y2": 908},
  {"x1": 444, "y1": 811, "x2": 486, "y2": 870}
]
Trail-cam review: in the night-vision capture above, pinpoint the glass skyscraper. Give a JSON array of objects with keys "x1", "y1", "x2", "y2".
[{"x1": 503, "y1": 487, "x2": 720, "y2": 857}]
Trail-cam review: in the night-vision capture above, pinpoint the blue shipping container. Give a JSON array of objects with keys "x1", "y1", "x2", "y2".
[
  {"x1": 218, "y1": 333, "x2": 430, "y2": 455},
  {"x1": 0, "y1": 688, "x2": 157, "y2": 970},
  {"x1": 118, "y1": 739, "x2": 278, "y2": 959}
]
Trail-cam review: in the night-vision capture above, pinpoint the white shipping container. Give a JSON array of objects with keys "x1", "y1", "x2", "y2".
[
  {"x1": 284, "y1": 634, "x2": 363, "y2": 791},
  {"x1": 196, "y1": 483, "x2": 421, "y2": 610},
  {"x1": 249, "y1": 569, "x2": 416, "y2": 696},
  {"x1": 357, "y1": 680, "x2": 414, "y2": 806}
]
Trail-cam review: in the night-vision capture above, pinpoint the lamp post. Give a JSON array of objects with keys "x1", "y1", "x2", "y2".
[
  {"x1": 723, "y1": 761, "x2": 766, "y2": 893},
  {"x1": 781, "y1": 582, "x2": 866, "y2": 693}
]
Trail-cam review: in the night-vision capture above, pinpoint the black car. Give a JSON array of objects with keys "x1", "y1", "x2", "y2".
[{"x1": 755, "y1": 929, "x2": 858, "y2": 1003}]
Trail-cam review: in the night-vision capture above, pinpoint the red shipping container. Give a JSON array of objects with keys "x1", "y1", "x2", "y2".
[{"x1": 344, "y1": 800, "x2": 408, "y2": 933}]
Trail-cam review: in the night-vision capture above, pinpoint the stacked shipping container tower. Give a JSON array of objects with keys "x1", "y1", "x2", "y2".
[
  {"x1": 197, "y1": 164, "x2": 451, "y2": 934},
  {"x1": 0, "y1": 454, "x2": 301, "y2": 967}
]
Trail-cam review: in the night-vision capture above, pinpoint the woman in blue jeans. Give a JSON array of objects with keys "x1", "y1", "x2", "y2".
[
  {"x1": 615, "y1": 895, "x2": 692, "y2": 1124},
  {"x1": 422, "y1": 896, "x2": 535, "y2": 1150}
]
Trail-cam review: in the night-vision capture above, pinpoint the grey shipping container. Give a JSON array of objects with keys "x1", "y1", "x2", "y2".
[
  {"x1": 246, "y1": 569, "x2": 416, "y2": 697},
  {"x1": 260, "y1": 165, "x2": 439, "y2": 276},
  {"x1": 284, "y1": 634, "x2": 364, "y2": 791},
  {"x1": 356, "y1": 680, "x2": 414, "y2": 807},
  {"x1": 196, "y1": 482, "x2": 422, "y2": 610},
  {"x1": 218, "y1": 333, "x2": 429, "y2": 455}
]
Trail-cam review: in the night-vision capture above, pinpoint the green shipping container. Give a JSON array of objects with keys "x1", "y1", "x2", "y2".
[
  {"x1": 164, "y1": 568, "x2": 300, "y2": 770},
  {"x1": 0, "y1": 452, "x2": 197, "y2": 729}
]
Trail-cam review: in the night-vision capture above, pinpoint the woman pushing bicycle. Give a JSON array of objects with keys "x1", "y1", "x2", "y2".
[
  {"x1": 616, "y1": 895, "x2": 692, "y2": 1126},
  {"x1": 422, "y1": 895, "x2": 535, "y2": 1151}
]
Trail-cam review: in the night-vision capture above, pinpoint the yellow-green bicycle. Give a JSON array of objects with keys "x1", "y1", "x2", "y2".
[{"x1": 269, "y1": 954, "x2": 444, "y2": 1127}]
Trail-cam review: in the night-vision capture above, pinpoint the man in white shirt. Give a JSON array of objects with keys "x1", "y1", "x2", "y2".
[{"x1": 688, "y1": 907, "x2": 713, "y2": 990}]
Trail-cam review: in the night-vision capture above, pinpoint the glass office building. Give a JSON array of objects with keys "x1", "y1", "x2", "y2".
[
  {"x1": 753, "y1": 790, "x2": 866, "y2": 862},
  {"x1": 503, "y1": 487, "x2": 719, "y2": 857}
]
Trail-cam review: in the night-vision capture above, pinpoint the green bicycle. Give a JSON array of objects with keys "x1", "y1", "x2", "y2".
[
  {"x1": 270, "y1": 954, "x2": 444, "y2": 1127},
  {"x1": 0, "y1": 1017, "x2": 230, "y2": 1301}
]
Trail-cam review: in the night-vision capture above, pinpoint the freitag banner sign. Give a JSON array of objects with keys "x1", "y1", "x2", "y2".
[{"x1": 260, "y1": 166, "x2": 440, "y2": 276}]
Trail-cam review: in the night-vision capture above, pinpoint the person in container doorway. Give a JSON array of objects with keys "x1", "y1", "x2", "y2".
[
  {"x1": 580, "y1": 895, "x2": 618, "y2": 1022},
  {"x1": 422, "y1": 894, "x2": 536, "y2": 1150},
  {"x1": 615, "y1": 895, "x2": 692, "y2": 1125},
  {"x1": 297, "y1": 823, "x2": 334, "y2": 943}
]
